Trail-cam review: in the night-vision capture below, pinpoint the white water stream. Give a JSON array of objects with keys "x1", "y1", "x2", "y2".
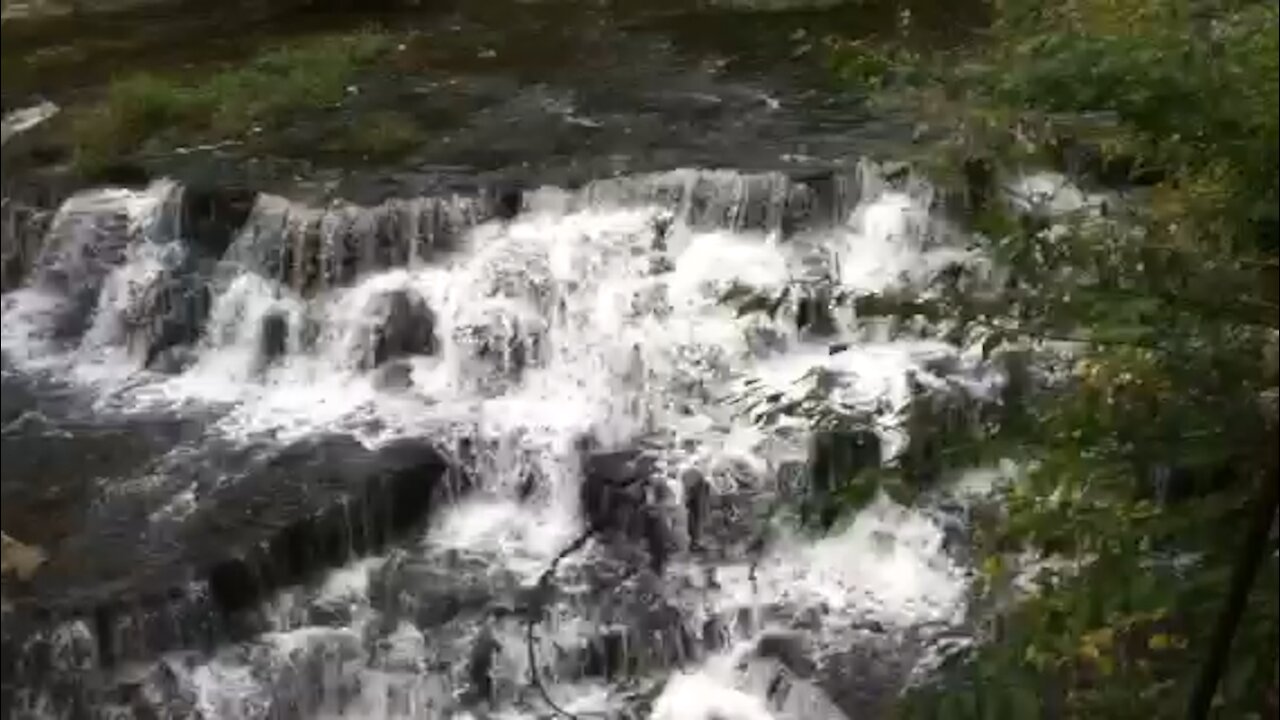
[{"x1": 2, "y1": 163, "x2": 998, "y2": 719}]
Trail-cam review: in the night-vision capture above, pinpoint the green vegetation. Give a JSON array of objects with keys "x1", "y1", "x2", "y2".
[
  {"x1": 68, "y1": 28, "x2": 397, "y2": 172},
  {"x1": 320, "y1": 110, "x2": 424, "y2": 161},
  {"x1": 744, "y1": 0, "x2": 1279, "y2": 717},
  {"x1": 6, "y1": 0, "x2": 1273, "y2": 713}
]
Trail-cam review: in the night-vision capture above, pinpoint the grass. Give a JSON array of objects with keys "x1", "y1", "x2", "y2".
[
  {"x1": 68, "y1": 28, "x2": 396, "y2": 173},
  {"x1": 321, "y1": 110, "x2": 424, "y2": 161}
]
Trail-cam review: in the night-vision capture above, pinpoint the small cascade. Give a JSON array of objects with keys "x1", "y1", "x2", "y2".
[
  {"x1": 526, "y1": 166, "x2": 889, "y2": 242},
  {"x1": 2, "y1": 181, "x2": 181, "y2": 352},
  {"x1": 222, "y1": 193, "x2": 492, "y2": 296},
  {"x1": 0, "y1": 162, "x2": 999, "y2": 719}
]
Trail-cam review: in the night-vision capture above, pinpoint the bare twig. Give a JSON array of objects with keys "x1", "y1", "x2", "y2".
[{"x1": 525, "y1": 524, "x2": 610, "y2": 720}]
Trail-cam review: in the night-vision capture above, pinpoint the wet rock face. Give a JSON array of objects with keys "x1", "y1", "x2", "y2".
[
  {"x1": 223, "y1": 193, "x2": 492, "y2": 295},
  {"x1": 134, "y1": 275, "x2": 213, "y2": 371},
  {"x1": 255, "y1": 308, "x2": 290, "y2": 372},
  {"x1": 372, "y1": 358, "x2": 415, "y2": 390},
  {"x1": 796, "y1": 285, "x2": 838, "y2": 338},
  {"x1": 33, "y1": 203, "x2": 138, "y2": 342},
  {"x1": 451, "y1": 305, "x2": 546, "y2": 388},
  {"x1": 581, "y1": 450, "x2": 675, "y2": 573},
  {"x1": 0, "y1": 200, "x2": 55, "y2": 293},
  {"x1": 813, "y1": 636, "x2": 922, "y2": 718},
  {"x1": 581, "y1": 450, "x2": 652, "y2": 532},
  {"x1": 373, "y1": 286, "x2": 435, "y2": 363},
  {"x1": 3, "y1": 434, "x2": 455, "y2": 693},
  {"x1": 900, "y1": 373, "x2": 983, "y2": 488},
  {"x1": 490, "y1": 184, "x2": 522, "y2": 220},
  {"x1": 360, "y1": 288, "x2": 436, "y2": 369},
  {"x1": 682, "y1": 467, "x2": 711, "y2": 551},
  {"x1": 181, "y1": 186, "x2": 257, "y2": 260},
  {"x1": 754, "y1": 631, "x2": 817, "y2": 678},
  {"x1": 4, "y1": 183, "x2": 225, "y2": 366},
  {"x1": 201, "y1": 436, "x2": 457, "y2": 614},
  {"x1": 0, "y1": 157, "x2": 985, "y2": 717},
  {"x1": 804, "y1": 429, "x2": 882, "y2": 530},
  {"x1": 1, "y1": 532, "x2": 47, "y2": 581},
  {"x1": 0, "y1": 399, "x2": 190, "y2": 564},
  {"x1": 785, "y1": 170, "x2": 852, "y2": 233}
]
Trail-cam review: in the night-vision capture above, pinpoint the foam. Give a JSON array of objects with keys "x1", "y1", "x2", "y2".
[{"x1": 2, "y1": 166, "x2": 994, "y2": 718}]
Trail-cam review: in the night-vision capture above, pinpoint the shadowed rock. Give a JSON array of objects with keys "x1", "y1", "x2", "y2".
[
  {"x1": 1, "y1": 101, "x2": 59, "y2": 148},
  {"x1": 3, "y1": 433, "x2": 456, "y2": 689},
  {"x1": 30, "y1": 192, "x2": 142, "y2": 340},
  {"x1": 134, "y1": 274, "x2": 213, "y2": 371},
  {"x1": 199, "y1": 436, "x2": 456, "y2": 614},
  {"x1": 491, "y1": 184, "x2": 522, "y2": 220},
  {"x1": 682, "y1": 467, "x2": 710, "y2": 551},
  {"x1": 372, "y1": 358, "x2": 415, "y2": 390},
  {"x1": 181, "y1": 185, "x2": 257, "y2": 259},
  {"x1": 804, "y1": 428, "x2": 881, "y2": 529},
  {"x1": 467, "y1": 623, "x2": 502, "y2": 704},
  {"x1": 900, "y1": 371, "x2": 981, "y2": 488},
  {"x1": 581, "y1": 450, "x2": 655, "y2": 537},
  {"x1": 223, "y1": 193, "x2": 494, "y2": 294},
  {"x1": 356, "y1": 288, "x2": 436, "y2": 370},
  {"x1": 581, "y1": 449, "x2": 678, "y2": 574},
  {"x1": 451, "y1": 304, "x2": 546, "y2": 389},
  {"x1": 796, "y1": 285, "x2": 838, "y2": 338},
  {"x1": 255, "y1": 309, "x2": 290, "y2": 371},
  {"x1": 1, "y1": 199, "x2": 55, "y2": 292},
  {"x1": 755, "y1": 631, "x2": 816, "y2": 677}
]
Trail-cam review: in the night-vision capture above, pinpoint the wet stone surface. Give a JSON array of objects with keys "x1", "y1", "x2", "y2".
[{"x1": 1, "y1": 31, "x2": 990, "y2": 708}]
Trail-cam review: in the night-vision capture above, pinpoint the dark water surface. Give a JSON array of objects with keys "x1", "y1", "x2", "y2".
[{"x1": 3, "y1": 0, "x2": 987, "y2": 191}]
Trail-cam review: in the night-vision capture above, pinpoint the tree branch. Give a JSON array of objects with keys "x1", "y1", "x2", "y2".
[
  {"x1": 1185, "y1": 467, "x2": 1279, "y2": 719},
  {"x1": 525, "y1": 524, "x2": 609, "y2": 720}
]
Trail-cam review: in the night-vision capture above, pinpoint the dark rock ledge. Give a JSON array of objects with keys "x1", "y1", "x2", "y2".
[{"x1": 1, "y1": 432, "x2": 462, "y2": 701}]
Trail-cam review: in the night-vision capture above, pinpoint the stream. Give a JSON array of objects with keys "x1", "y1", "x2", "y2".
[{"x1": 2, "y1": 3, "x2": 1006, "y2": 718}]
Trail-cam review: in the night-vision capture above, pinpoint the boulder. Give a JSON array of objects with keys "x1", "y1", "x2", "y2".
[
  {"x1": 796, "y1": 285, "x2": 838, "y2": 338},
  {"x1": 180, "y1": 185, "x2": 257, "y2": 260},
  {"x1": 754, "y1": 631, "x2": 816, "y2": 678},
  {"x1": 31, "y1": 194, "x2": 138, "y2": 341},
  {"x1": 450, "y1": 303, "x2": 546, "y2": 388},
  {"x1": 490, "y1": 184, "x2": 522, "y2": 220},
  {"x1": 356, "y1": 288, "x2": 436, "y2": 370},
  {"x1": 804, "y1": 428, "x2": 881, "y2": 529},
  {"x1": 0, "y1": 199, "x2": 55, "y2": 292},
  {"x1": 3, "y1": 433, "x2": 455, "y2": 681},
  {"x1": 899, "y1": 373, "x2": 981, "y2": 488},
  {"x1": 682, "y1": 468, "x2": 711, "y2": 551},
  {"x1": 1, "y1": 532, "x2": 46, "y2": 581},
  {"x1": 1, "y1": 101, "x2": 59, "y2": 148},
  {"x1": 581, "y1": 449, "x2": 656, "y2": 537},
  {"x1": 130, "y1": 273, "x2": 212, "y2": 370},
  {"x1": 372, "y1": 358, "x2": 415, "y2": 390},
  {"x1": 255, "y1": 309, "x2": 290, "y2": 371},
  {"x1": 580, "y1": 449, "x2": 675, "y2": 573}
]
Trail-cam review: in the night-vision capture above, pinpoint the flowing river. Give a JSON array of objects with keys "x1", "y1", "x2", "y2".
[{"x1": 1, "y1": 2, "x2": 1007, "y2": 718}]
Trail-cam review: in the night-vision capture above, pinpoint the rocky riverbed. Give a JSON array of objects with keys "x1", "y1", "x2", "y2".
[{"x1": 3, "y1": 2, "x2": 1004, "y2": 718}]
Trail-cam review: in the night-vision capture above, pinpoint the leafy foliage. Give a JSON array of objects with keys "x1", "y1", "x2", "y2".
[{"x1": 795, "y1": 0, "x2": 1280, "y2": 717}]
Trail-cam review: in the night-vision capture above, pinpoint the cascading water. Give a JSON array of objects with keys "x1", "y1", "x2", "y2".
[{"x1": 1, "y1": 161, "x2": 996, "y2": 719}]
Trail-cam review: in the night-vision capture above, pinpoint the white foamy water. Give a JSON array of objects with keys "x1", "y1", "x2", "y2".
[{"x1": 2, "y1": 164, "x2": 994, "y2": 719}]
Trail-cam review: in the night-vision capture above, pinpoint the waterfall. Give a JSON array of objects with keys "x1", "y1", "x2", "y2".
[{"x1": 1, "y1": 162, "x2": 995, "y2": 719}]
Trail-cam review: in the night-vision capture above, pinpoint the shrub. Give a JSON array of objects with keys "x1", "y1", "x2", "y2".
[{"x1": 69, "y1": 28, "x2": 394, "y2": 172}]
